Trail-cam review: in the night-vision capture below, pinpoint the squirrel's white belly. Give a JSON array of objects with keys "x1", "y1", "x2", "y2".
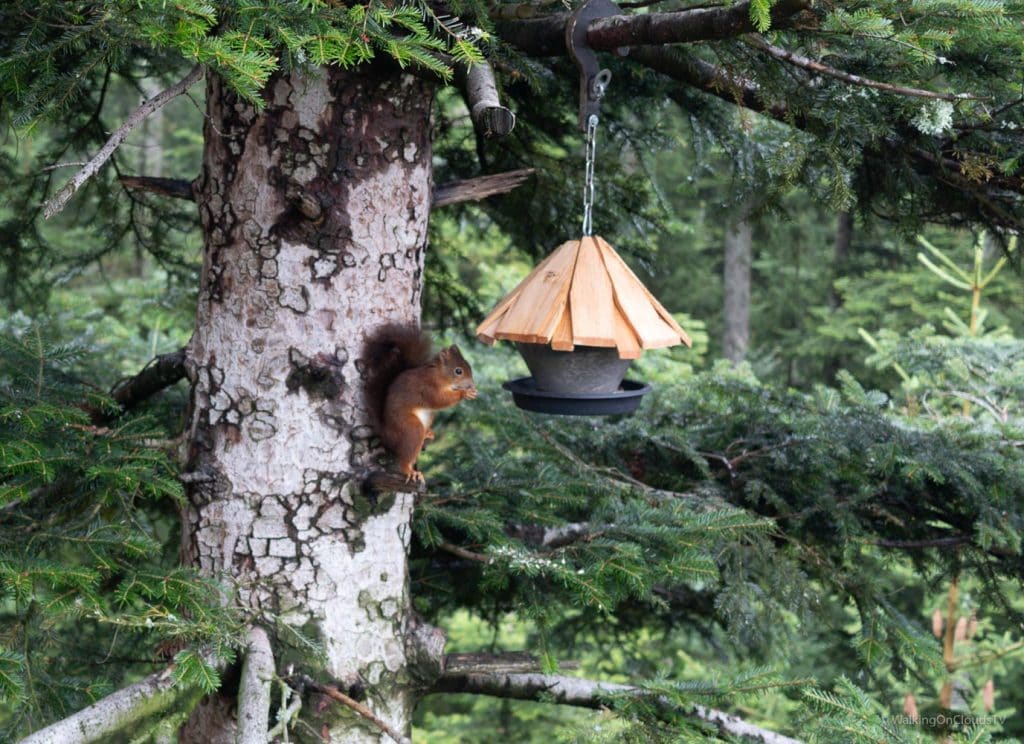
[{"x1": 414, "y1": 408, "x2": 435, "y2": 429}]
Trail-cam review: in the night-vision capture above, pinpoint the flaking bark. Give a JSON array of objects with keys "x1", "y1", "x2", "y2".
[{"x1": 180, "y1": 64, "x2": 441, "y2": 741}]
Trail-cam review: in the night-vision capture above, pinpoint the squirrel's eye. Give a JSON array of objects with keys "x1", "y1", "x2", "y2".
[{"x1": 454, "y1": 367, "x2": 463, "y2": 376}]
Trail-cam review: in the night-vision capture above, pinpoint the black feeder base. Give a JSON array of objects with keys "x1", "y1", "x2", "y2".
[{"x1": 503, "y1": 377, "x2": 651, "y2": 416}]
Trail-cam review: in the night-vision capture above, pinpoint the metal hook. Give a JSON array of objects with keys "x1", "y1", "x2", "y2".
[{"x1": 566, "y1": 0, "x2": 621, "y2": 132}]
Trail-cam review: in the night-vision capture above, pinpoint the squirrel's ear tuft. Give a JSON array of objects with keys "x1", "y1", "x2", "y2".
[
  {"x1": 437, "y1": 347, "x2": 450, "y2": 361},
  {"x1": 448, "y1": 345, "x2": 461, "y2": 355}
]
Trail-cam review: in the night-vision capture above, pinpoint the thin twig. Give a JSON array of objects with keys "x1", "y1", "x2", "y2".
[
  {"x1": 868, "y1": 535, "x2": 972, "y2": 549},
  {"x1": 748, "y1": 37, "x2": 982, "y2": 101},
  {"x1": 438, "y1": 541, "x2": 490, "y2": 563},
  {"x1": 939, "y1": 390, "x2": 1008, "y2": 422},
  {"x1": 959, "y1": 639, "x2": 1024, "y2": 669},
  {"x1": 304, "y1": 678, "x2": 407, "y2": 744},
  {"x1": 267, "y1": 678, "x2": 303, "y2": 740},
  {"x1": 729, "y1": 439, "x2": 796, "y2": 467},
  {"x1": 43, "y1": 64, "x2": 204, "y2": 219},
  {"x1": 39, "y1": 161, "x2": 89, "y2": 172}
]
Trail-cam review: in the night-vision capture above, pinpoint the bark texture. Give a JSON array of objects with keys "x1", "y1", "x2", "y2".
[{"x1": 181, "y1": 64, "x2": 438, "y2": 741}]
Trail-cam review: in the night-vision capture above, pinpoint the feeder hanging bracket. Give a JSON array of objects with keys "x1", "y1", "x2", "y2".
[{"x1": 566, "y1": 0, "x2": 621, "y2": 132}]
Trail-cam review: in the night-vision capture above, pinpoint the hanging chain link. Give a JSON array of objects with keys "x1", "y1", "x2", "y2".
[{"x1": 581, "y1": 113, "x2": 599, "y2": 236}]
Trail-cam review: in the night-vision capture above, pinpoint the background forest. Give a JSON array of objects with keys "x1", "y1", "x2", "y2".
[{"x1": 2, "y1": 5, "x2": 1024, "y2": 740}]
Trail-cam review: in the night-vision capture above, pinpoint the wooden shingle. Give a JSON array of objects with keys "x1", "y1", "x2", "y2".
[{"x1": 476, "y1": 236, "x2": 691, "y2": 360}]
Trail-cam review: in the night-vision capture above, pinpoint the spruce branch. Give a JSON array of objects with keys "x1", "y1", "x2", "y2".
[
  {"x1": 746, "y1": 37, "x2": 983, "y2": 101},
  {"x1": 506, "y1": 522, "x2": 593, "y2": 549},
  {"x1": 534, "y1": 427, "x2": 729, "y2": 511},
  {"x1": 633, "y1": 46, "x2": 796, "y2": 122},
  {"x1": 631, "y1": 48, "x2": 1022, "y2": 225},
  {"x1": 438, "y1": 541, "x2": 490, "y2": 563},
  {"x1": 429, "y1": 672, "x2": 801, "y2": 743},
  {"x1": 18, "y1": 657, "x2": 206, "y2": 744},
  {"x1": 42, "y1": 65, "x2": 204, "y2": 219},
  {"x1": 868, "y1": 536, "x2": 973, "y2": 549}
]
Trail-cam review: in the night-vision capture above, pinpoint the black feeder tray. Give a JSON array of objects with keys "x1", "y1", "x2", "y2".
[
  {"x1": 503, "y1": 377, "x2": 651, "y2": 416},
  {"x1": 475, "y1": 236, "x2": 691, "y2": 416}
]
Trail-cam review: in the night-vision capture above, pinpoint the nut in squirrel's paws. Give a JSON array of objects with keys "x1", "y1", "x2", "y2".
[{"x1": 464, "y1": 388, "x2": 478, "y2": 400}]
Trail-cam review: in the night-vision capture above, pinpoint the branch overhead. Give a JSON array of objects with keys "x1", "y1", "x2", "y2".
[
  {"x1": 587, "y1": 0, "x2": 812, "y2": 49},
  {"x1": 495, "y1": 0, "x2": 812, "y2": 56},
  {"x1": 443, "y1": 651, "x2": 578, "y2": 674},
  {"x1": 630, "y1": 48, "x2": 1022, "y2": 228},
  {"x1": 747, "y1": 36, "x2": 981, "y2": 101},
  {"x1": 630, "y1": 46, "x2": 793, "y2": 122}
]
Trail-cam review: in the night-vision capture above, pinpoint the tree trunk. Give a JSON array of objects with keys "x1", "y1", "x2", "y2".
[
  {"x1": 823, "y1": 210, "x2": 853, "y2": 382},
  {"x1": 180, "y1": 64, "x2": 439, "y2": 741},
  {"x1": 722, "y1": 215, "x2": 752, "y2": 363},
  {"x1": 832, "y1": 210, "x2": 852, "y2": 305}
]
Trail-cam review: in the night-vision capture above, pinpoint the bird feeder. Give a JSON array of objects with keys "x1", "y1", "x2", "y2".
[
  {"x1": 476, "y1": 234, "x2": 691, "y2": 415},
  {"x1": 474, "y1": 0, "x2": 691, "y2": 415}
]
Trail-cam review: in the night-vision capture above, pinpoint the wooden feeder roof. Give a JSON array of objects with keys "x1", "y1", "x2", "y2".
[{"x1": 476, "y1": 235, "x2": 692, "y2": 360}]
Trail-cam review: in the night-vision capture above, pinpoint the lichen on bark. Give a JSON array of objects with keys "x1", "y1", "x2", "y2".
[{"x1": 180, "y1": 64, "x2": 441, "y2": 741}]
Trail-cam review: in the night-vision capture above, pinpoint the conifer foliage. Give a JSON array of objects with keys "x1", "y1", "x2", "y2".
[
  {"x1": 1, "y1": 0, "x2": 1023, "y2": 741},
  {"x1": 0, "y1": 324, "x2": 236, "y2": 738}
]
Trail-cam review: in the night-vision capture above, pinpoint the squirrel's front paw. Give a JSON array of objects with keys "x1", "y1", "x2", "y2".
[
  {"x1": 423, "y1": 430, "x2": 435, "y2": 441},
  {"x1": 406, "y1": 470, "x2": 425, "y2": 484}
]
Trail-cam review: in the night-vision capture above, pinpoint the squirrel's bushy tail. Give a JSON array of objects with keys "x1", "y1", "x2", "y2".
[{"x1": 362, "y1": 323, "x2": 433, "y2": 429}]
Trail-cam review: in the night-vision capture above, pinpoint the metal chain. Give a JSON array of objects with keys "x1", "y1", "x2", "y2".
[{"x1": 581, "y1": 113, "x2": 599, "y2": 236}]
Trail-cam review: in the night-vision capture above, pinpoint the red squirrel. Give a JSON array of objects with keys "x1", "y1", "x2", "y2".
[{"x1": 363, "y1": 324, "x2": 477, "y2": 483}]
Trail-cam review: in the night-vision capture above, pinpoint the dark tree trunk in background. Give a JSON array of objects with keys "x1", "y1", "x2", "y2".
[
  {"x1": 135, "y1": 77, "x2": 165, "y2": 275},
  {"x1": 824, "y1": 210, "x2": 853, "y2": 382},
  {"x1": 832, "y1": 210, "x2": 852, "y2": 306},
  {"x1": 723, "y1": 215, "x2": 752, "y2": 363},
  {"x1": 179, "y1": 64, "x2": 441, "y2": 741}
]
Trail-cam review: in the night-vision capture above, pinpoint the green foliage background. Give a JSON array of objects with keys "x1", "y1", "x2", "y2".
[{"x1": 2, "y1": 0, "x2": 1024, "y2": 741}]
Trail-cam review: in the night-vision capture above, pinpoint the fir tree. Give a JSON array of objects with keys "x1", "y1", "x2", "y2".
[{"x1": 1, "y1": 0, "x2": 1023, "y2": 741}]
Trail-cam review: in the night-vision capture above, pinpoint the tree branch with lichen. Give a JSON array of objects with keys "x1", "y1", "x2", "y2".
[{"x1": 43, "y1": 65, "x2": 204, "y2": 219}]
